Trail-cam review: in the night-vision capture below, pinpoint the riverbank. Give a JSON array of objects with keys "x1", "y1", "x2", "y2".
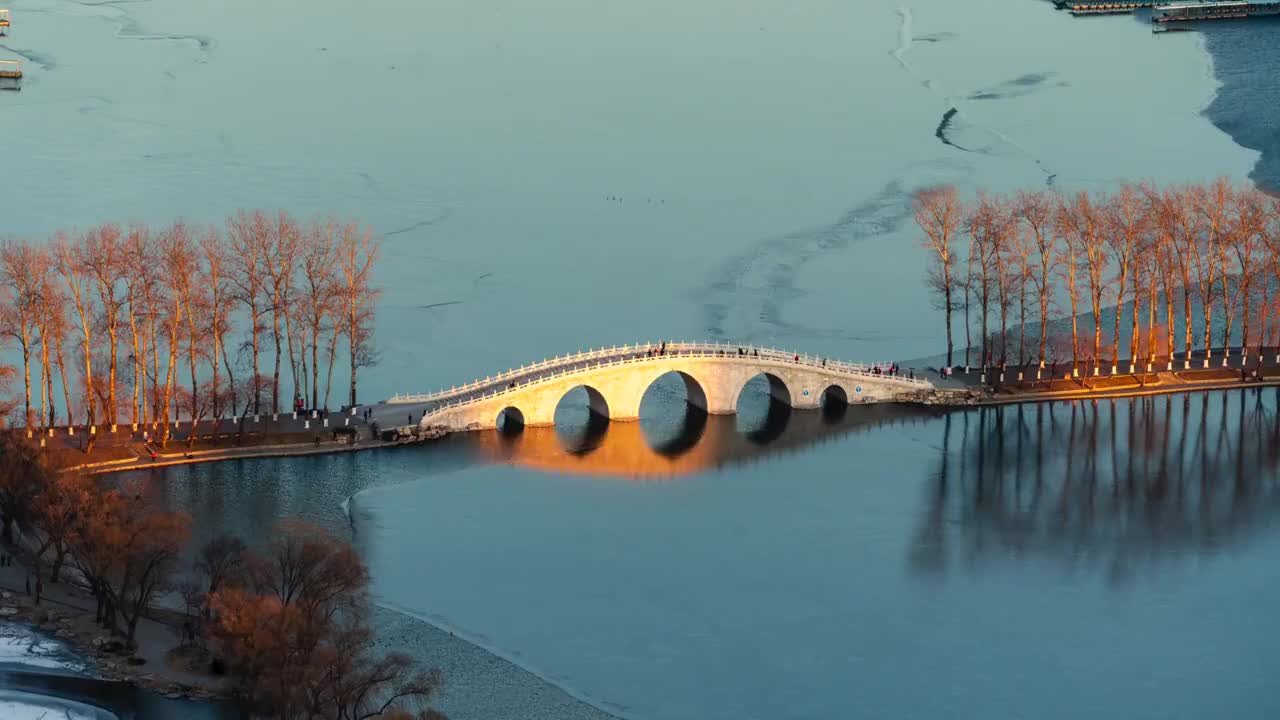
[
  {"x1": 0, "y1": 556, "x2": 228, "y2": 704},
  {"x1": 919, "y1": 356, "x2": 1280, "y2": 407},
  {"x1": 28, "y1": 412, "x2": 442, "y2": 475},
  {"x1": 80, "y1": 431, "x2": 439, "y2": 475}
]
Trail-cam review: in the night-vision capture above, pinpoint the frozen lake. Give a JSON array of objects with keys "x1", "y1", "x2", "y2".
[{"x1": 7, "y1": 0, "x2": 1280, "y2": 717}]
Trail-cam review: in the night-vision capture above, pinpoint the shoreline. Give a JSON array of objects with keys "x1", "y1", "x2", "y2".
[
  {"x1": 914, "y1": 358, "x2": 1280, "y2": 408},
  {"x1": 975, "y1": 375, "x2": 1280, "y2": 406},
  {"x1": 0, "y1": 563, "x2": 229, "y2": 706},
  {"x1": 60, "y1": 429, "x2": 439, "y2": 475},
  {"x1": 369, "y1": 603, "x2": 624, "y2": 720}
]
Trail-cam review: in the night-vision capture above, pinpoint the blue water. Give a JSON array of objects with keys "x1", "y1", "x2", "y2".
[
  {"x1": 6, "y1": 0, "x2": 1280, "y2": 718},
  {"x1": 1200, "y1": 18, "x2": 1280, "y2": 191}
]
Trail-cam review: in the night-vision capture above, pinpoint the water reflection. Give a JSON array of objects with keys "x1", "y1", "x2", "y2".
[
  {"x1": 913, "y1": 388, "x2": 1280, "y2": 582},
  {"x1": 476, "y1": 403, "x2": 933, "y2": 480}
]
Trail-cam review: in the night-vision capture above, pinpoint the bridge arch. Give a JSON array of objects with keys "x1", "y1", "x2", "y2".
[
  {"x1": 735, "y1": 372, "x2": 793, "y2": 444},
  {"x1": 555, "y1": 384, "x2": 611, "y2": 420},
  {"x1": 639, "y1": 370, "x2": 709, "y2": 413},
  {"x1": 554, "y1": 385, "x2": 611, "y2": 453},
  {"x1": 820, "y1": 385, "x2": 848, "y2": 422},
  {"x1": 638, "y1": 370, "x2": 710, "y2": 456},
  {"x1": 496, "y1": 406, "x2": 525, "y2": 434},
  {"x1": 735, "y1": 371, "x2": 793, "y2": 409}
]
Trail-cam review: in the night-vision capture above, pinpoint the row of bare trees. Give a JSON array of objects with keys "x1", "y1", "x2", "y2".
[
  {"x1": 915, "y1": 179, "x2": 1280, "y2": 373},
  {"x1": 0, "y1": 210, "x2": 381, "y2": 441}
]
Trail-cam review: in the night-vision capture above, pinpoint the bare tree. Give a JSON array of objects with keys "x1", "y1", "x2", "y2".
[
  {"x1": 1014, "y1": 191, "x2": 1058, "y2": 369},
  {"x1": 82, "y1": 224, "x2": 127, "y2": 423},
  {"x1": 913, "y1": 186, "x2": 962, "y2": 368},
  {"x1": 199, "y1": 228, "x2": 232, "y2": 420},
  {"x1": 1228, "y1": 188, "x2": 1265, "y2": 366},
  {"x1": 53, "y1": 232, "x2": 97, "y2": 431},
  {"x1": 1190, "y1": 179, "x2": 1231, "y2": 365},
  {"x1": 1148, "y1": 188, "x2": 1196, "y2": 367},
  {"x1": 122, "y1": 226, "x2": 153, "y2": 427},
  {"x1": 194, "y1": 532, "x2": 248, "y2": 616},
  {"x1": 336, "y1": 223, "x2": 381, "y2": 408},
  {"x1": 1054, "y1": 197, "x2": 1083, "y2": 374},
  {"x1": 967, "y1": 194, "x2": 1002, "y2": 370},
  {"x1": 264, "y1": 211, "x2": 301, "y2": 414},
  {"x1": 0, "y1": 238, "x2": 41, "y2": 425},
  {"x1": 1060, "y1": 192, "x2": 1109, "y2": 374},
  {"x1": 181, "y1": 230, "x2": 214, "y2": 439},
  {"x1": 1105, "y1": 184, "x2": 1145, "y2": 372},
  {"x1": 989, "y1": 199, "x2": 1019, "y2": 371},
  {"x1": 227, "y1": 210, "x2": 270, "y2": 415},
  {"x1": 157, "y1": 222, "x2": 196, "y2": 446},
  {"x1": 32, "y1": 250, "x2": 63, "y2": 427}
]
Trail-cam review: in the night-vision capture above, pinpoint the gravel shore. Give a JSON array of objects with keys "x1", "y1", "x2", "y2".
[{"x1": 372, "y1": 605, "x2": 622, "y2": 720}]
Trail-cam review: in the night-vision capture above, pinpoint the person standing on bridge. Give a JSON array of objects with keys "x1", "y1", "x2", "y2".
[{"x1": 794, "y1": 354, "x2": 799, "y2": 363}]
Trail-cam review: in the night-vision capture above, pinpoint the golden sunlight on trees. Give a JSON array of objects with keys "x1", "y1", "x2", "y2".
[
  {"x1": 0, "y1": 210, "x2": 383, "y2": 440},
  {"x1": 913, "y1": 179, "x2": 1280, "y2": 375},
  {"x1": 0, "y1": 434, "x2": 445, "y2": 719},
  {"x1": 207, "y1": 521, "x2": 446, "y2": 719}
]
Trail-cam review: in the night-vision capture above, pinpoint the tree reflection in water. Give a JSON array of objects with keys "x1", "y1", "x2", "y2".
[{"x1": 911, "y1": 388, "x2": 1280, "y2": 583}]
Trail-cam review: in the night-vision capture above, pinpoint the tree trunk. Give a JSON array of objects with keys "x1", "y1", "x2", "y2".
[
  {"x1": 55, "y1": 331, "x2": 72, "y2": 428},
  {"x1": 284, "y1": 307, "x2": 300, "y2": 409},
  {"x1": 348, "y1": 303, "x2": 359, "y2": 407},
  {"x1": 221, "y1": 336, "x2": 238, "y2": 418},
  {"x1": 128, "y1": 302, "x2": 142, "y2": 426},
  {"x1": 250, "y1": 302, "x2": 261, "y2": 415},
  {"x1": 324, "y1": 331, "x2": 339, "y2": 409},
  {"x1": 149, "y1": 312, "x2": 161, "y2": 423},
  {"x1": 20, "y1": 337, "x2": 31, "y2": 426},
  {"x1": 107, "y1": 324, "x2": 118, "y2": 424},
  {"x1": 1182, "y1": 285, "x2": 1193, "y2": 363},
  {"x1": 272, "y1": 303, "x2": 282, "y2": 415},
  {"x1": 1113, "y1": 269, "x2": 1128, "y2": 370},
  {"x1": 311, "y1": 325, "x2": 321, "y2": 409},
  {"x1": 944, "y1": 281, "x2": 954, "y2": 369}
]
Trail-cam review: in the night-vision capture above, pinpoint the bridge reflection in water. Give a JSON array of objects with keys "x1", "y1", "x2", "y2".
[
  {"x1": 912, "y1": 388, "x2": 1280, "y2": 581},
  {"x1": 453, "y1": 375, "x2": 938, "y2": 480}
]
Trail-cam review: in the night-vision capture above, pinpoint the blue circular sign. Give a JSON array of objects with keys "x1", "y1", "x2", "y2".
[{"x1": 855, "y1": 386, "x2": 863, "y2": 394}]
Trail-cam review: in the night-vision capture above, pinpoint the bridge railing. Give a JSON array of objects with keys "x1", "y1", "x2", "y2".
[
  {"x1": 389, "y1": 341, "x2": 930, "y2": 404},
  {"x1": 392, "y1": 342, "x2": 932, "y2": 416}
]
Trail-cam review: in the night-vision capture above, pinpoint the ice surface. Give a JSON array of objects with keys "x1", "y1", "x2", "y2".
[{"x1": 0, "y1": 624, "x2": 88, "y2": 674}]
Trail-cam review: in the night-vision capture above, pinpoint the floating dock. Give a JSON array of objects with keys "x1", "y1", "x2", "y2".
[
  {"x1": 1153, "y1": 0, "x2": 1280, "y2": 23},
  {"x1": 0, "y1": 59, "x2": 21, "y2": 80},
  {"x1": 1058, "y1": 0, "x2": 1157, "y2": 15}
]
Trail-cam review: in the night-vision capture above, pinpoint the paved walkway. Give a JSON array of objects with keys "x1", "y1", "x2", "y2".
[{"x1": 916, "y1": 346, "x2": 1280, "y2": 406}]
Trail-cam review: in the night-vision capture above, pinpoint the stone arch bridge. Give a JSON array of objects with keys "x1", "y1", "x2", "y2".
[{"x1": 386, "y1": 342, "x2": 932, "y2": 433}]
